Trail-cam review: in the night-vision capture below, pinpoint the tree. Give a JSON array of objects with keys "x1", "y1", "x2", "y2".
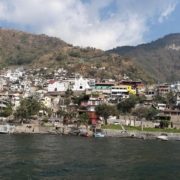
[
  {"x1": 0, "y1": 103, "x2": 13, "y2": 117},
  {"x1": 166, "y1": 92, "x2": 176, "y2": 108},
  {"x1": 78, "y1": 112, "x2": 89, "y2": 129},
  {"x1": 65, "y1": 89, "x2": 73, "y2": 97},
  {"x1": 73, "y1": 95, "x2": 90, "y2": 105},
  {"x1": 132, "y1": 107, "x2": 158, "y2": 121},
  {"x1": 145, "y1": 107, "x2": 159, "y2": 120},
  {"x1": 63, "y1": 111, "x2": 77, "y2": 124},
  {"x1": 57, "y1": 109, "x2": 66, "y2": 119},
  {"x1": 14, "y1": 97, "x2": 42, "y2": 122},
  {"x1": 95, "y1": 104, "x2": 118, "y2": 125},
  {"x1": 153, "y1": 95, "x2": 166, "y2": 104},
  {"x1": 117, "y1": 95, "x2": 138, "y2": 114},
  {"x1": 132, "y1": 107, "x2": 148, "y2": 120},
  {"x1": 132, "y1": 106, "x2": 159, "y2": 130},
  {"x1": 160, "y1": 120, "x2": 169, "y2": 128}
]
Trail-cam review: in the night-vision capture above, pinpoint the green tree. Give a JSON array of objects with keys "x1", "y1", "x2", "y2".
[
  {"x1": 132, "y1": 107, "x2": 148, "y2": 120},
  {"x1": 65, "y1": 89, "x2": 73, "y2": 97},
  {"x1": 63, "y1": 111, "x2": 76, "y2": 124},
  {"x1": 73, "y1": 95, "x2": 89, "y2": 105},
  {"x1": 14, "y1": 98, "x2": 42, "y2": 122},
  {"x1": 132, "y1": 107, "x2": 158, "y2": 121},
  {"x1": 95, "y1": 104, "x2": 118, "y2": 125},
  {"x1": 117, "y1": 95, "x2": 138, "y2": 114},
  {"x1": 0, "y1": 103, "x2": 13, "y2": 117},
  {"x1": 145, "y1": 107, "x2": 159, "y2": 120},
  {"x1": 57, "y1": 109, "x2": 66, "y2": 119},
  {"x1": 166, "y1": 92, "x2": 176, "y2": 108},
  {"x1": 153, "y1": 95, "x2": 166, "y2": 104},
  {"x1": 78, "y1": 112, "x2": 89, "y2": 129},
  {"x1": 160, "y1": 120, "x2": 170, "y2": 128}
]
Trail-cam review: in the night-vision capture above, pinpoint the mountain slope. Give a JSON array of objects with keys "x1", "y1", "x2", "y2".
[
  {"x1": 108, "y1": 33, "x2": 180, "y2": 82},
  {"x1": 0, "y1": 28, "x2": 154, "y2": 82},
  {"x1": 0, "y1": 28, "x2": 68, "y2": 66}
]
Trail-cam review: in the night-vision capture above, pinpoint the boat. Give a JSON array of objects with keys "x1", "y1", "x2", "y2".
[
  {"x1": 94, "y1": 132, "x2": 105, "y2": 138},
  {"x1": 157, "y1": 134, "x2": 168, "y2": 141}
]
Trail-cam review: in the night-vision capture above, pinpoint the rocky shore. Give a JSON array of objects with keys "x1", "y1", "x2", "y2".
[{"x1": 103, "y1": 129, "x2": 180, "y2": 140}]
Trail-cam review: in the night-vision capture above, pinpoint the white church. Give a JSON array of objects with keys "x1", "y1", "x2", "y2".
[{"x1": 72, "y1": 76, "x2": 91, "y2": 92}]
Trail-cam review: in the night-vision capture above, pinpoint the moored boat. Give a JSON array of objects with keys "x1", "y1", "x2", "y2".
[
  {"x1": 94, "y1": 132, "x2": 105, "y2": 138},
  {"x1": 157, "y1": 135, "x2": 168, "y2": 141}
]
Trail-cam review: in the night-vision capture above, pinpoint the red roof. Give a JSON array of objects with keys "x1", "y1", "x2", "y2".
[{"x1": 49, "y1": 80, "x2": 56, "y2": 84}]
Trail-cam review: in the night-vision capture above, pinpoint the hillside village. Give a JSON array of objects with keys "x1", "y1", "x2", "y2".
[{"x1": 0, "y1": 66, "x2": 180, "y2": 135}]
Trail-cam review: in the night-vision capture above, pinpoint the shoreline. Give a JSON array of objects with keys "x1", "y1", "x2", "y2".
[
  {"x1": 2, "y1": 123, "x2": 180, "y2": 140},
  {"x1": 102, "y1": 129, "x2": 180, "y2": 140},
  {"x1": 6, "y1": 128, "x2": 180, "y2": 141}
]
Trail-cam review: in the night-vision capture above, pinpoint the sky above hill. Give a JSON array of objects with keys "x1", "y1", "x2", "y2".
[{"x1": 0, "y1": 0, "x2": 179, "y2": 50}]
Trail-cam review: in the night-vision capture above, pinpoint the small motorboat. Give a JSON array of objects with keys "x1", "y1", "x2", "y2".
[
  {"x1": 157, "y1": 135, "x2": 168, "y2": 141},
  {"x1": 94, "y1": 132, "x2": 105, "y2": 138}
]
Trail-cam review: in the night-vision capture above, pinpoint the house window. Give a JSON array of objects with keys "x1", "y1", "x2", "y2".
[
  {"x1": 54, "y1": 88, "x2": 57, "y2": 91},
  {"x1": 80, "y1": 86, "x2": 83, "y2": 89}
]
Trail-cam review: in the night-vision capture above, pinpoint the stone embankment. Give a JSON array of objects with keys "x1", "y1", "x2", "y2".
[
  {"x1": 13, "y1": 123, "x2": 89, "y2": 135},
  {"x1": 14, "y1": 124, "x2": 62, "y2": 134},
  {"x1": 103, "y1": 129, "x2": 180, "y2": 140},
  {"x1": 11, "y1": 123, "x2": 180, "y2": 140}
]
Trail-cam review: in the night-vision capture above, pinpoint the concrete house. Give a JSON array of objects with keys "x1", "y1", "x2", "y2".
[{"x1": 48, "y1": 80, "x2": 68, "y2": 93}]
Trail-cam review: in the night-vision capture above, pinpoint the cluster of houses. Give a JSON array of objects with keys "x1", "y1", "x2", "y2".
[{"x1": 0, "y1": 67, "x2": 179, "y2": 126}]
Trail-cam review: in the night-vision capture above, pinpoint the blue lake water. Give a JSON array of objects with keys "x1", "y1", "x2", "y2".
[{"x1": 0, "y1": 135, "x2": 180, "y2": 180}]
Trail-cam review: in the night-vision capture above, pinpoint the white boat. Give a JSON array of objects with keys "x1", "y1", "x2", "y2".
[
  {"x1": 157, "y1": 135, "x2": 168, "y2": 141},
  {"x1": 94, "y1": 132, "x2": 105, "y2": 138}
]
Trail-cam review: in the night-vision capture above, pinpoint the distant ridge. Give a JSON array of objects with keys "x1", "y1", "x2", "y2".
[{"x1": 108, "y1": 33, "x2": 180, "y2": 82}]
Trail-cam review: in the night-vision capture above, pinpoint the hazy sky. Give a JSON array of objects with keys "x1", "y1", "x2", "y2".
[{"x1": 0, "y1": 0, "x2": 179, "y2": 50}]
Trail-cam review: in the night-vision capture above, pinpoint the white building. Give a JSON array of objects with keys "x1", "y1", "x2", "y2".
[
  {"x1": 157, "y1": 103, "x2": 167, "y2": 111},
  {"x1": 47, "y1": 81, "x2": 68, "y2": 93},
  {"x1": 72, "y1": 77, "x2": 91, "y2": 91},
  {"x1": 171, "y1": 82, "x2": 180, "y2": 92},
  {"x1": 6, "y1": 69, "x2": 24, "y2": 82},
  {"x1": 176, "y1": 92, "x2": 180, "y2": 106}
]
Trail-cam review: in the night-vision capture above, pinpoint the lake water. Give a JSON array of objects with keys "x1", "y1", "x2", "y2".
[{"x1": 0, "y1": 135, "x2": 180, "y2": 180}]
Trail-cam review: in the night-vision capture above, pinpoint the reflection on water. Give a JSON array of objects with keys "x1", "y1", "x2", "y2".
[{"x1": 0, "y1": 135, "x2": 180, "y2": 179}]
